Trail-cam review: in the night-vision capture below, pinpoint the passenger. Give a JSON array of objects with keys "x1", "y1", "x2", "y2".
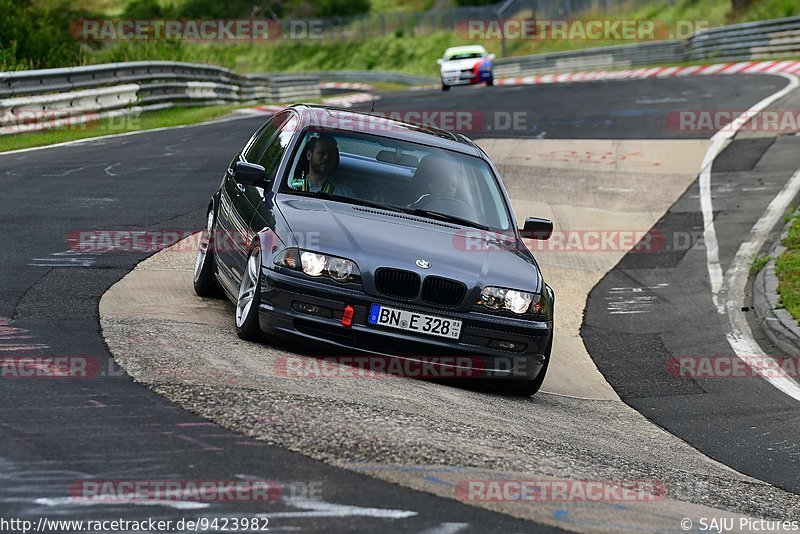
[
  {"x1": 430, "y1": 173, "x2": 458, "y2": 199},
  {"x1": 411, "y1": 154, "x2": 459, "y2": 204}
]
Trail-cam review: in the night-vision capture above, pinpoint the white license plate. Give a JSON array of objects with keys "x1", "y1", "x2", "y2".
[{"x1": 368, "y1": 304, "x2": 462, "y2": 340}]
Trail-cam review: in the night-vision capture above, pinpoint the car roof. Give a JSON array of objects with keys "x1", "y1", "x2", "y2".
[
  {"x1": 443, "y1": 45, "x2": 488, "y2": 58},
  {"x1": 288, "y1": 105, "x2": 483, "y2": 158}
]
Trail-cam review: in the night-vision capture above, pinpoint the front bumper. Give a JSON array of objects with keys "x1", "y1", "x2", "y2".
[
  {"x1": 441, "y1": 69, "x2": 492, "y2": 87},
  {"x1": 259, "y1": 268, "x2": 551, "y2": 380}
]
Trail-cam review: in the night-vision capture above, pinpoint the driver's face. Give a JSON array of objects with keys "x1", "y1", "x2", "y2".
[{"x1": 307, "y1": 140, "x2": 338, "y2": 176}]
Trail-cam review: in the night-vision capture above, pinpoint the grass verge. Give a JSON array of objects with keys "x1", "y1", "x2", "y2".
[
  {"x1": 0, "y1": 104, "x2": 243, "y2": 153},
  {"x1": 776, "y1": 212, "x2": 800, "y2": 318}
]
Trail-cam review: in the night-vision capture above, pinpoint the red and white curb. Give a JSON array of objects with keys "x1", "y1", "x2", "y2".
[
  {"x1": 322, "y1": 92, "x2": 379, "y2": 108},
  {"x1": 239, "y1": 92, "x2": 379, "y2": 116},
  {"x1": 240, "y1": 104, "x2": 285, "y2": 115},
  {"x1": 320, "y1": 82, "x2": 375, "y2": 92},
  {"x1": 411, "y1": 60, "x2": 800, "y2": 90}
]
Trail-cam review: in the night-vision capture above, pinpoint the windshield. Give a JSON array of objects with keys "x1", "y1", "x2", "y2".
[
  {"x1": 282, "y1": 129, "x2": 512, "y2": 231},
  {"x1": 445, "y1": 52, "x2": 484, "y2": 61}
]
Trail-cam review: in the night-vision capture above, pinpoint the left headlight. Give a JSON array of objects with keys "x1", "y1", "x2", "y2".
[
  {"x1": 476, "y1": 286, "x2": 543, "y2": 315},
  {"x1": 274, "y1": 248, "x2": 360, "y2": 283}
]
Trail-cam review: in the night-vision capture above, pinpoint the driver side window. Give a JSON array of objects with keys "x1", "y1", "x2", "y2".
[{"x1": 245, "y1": 112, "x2": 298, "y2": 181}]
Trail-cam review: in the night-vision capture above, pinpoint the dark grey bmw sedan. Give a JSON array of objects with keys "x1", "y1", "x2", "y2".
[{"x1": 194, "y1": 104, "x2": 555, "y2": 395}]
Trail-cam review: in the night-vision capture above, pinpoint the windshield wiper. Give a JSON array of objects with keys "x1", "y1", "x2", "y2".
[
  {"x1": 298, "y1": 190, "x2": 410, "y2": 215},
  {"x1": 403, "y1": 208, "x2": 490, "y2": 231},
  {"x1": 293, "y1": 190, "x2": 490, "y2": 230}
]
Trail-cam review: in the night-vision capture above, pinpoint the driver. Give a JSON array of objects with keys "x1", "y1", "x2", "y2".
[{"x1": 297, "y1": 134, "x2": 355, "y2": 198}]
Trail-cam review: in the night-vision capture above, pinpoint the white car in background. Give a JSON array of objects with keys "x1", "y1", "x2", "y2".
[{"x1": 437, "y1": 45, "x2": 495, "y2": 91}]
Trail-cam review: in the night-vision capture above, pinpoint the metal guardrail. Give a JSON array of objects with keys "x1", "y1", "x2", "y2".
[
  {"x1": 311, "y1": 70, "x2": 437, "y2": 85},
  {"x1": 494, "y1": 16, "x2": 800, "y2": 77},
  {"x1": 494, "y1": 40, "x2": 686, "y2": 77},
  {"x1": 0, "y1": 61, "x2": 320, "y2": 135},
  {"x1": 688, "y1": 15, "x2": 800, "y2": 61}
]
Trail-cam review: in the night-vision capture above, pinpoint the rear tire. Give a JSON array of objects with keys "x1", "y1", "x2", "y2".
[
  {"x1": 235, "y1": 245, "x2": 264, "y2": 341},
  {"x1": 486, "y1": 78, "x2": 494, "y2": 86},
  {"x1": 194, "y1": 208, "x2": 222, "y2": 298}
]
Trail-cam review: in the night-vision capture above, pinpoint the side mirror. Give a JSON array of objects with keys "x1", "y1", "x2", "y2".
[
  {"x1": 488, "y1": 53, "x2": 496, "y2": 60},
  {"x1": 521, "y1": 217, "x2": 553, "y2": 240},
  {"x1": 436, "y1": 59, "x2": 443, "y2": 65},
  {"x1": 232, "y1": 161, "x2": 266, "y2": 186}
]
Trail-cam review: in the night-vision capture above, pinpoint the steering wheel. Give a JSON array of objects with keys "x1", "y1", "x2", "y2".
[{"x1": 414, "y1": 195, "x2": 472, "y2": 212}]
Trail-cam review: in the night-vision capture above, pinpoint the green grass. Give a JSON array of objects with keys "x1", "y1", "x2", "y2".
[
  {"x1": 68, "y1": 0, "x2": 800, "y2": 78},
  {"x1": 751, "y1": 253, "x2": 773, "y2": 275},
  {"x1": 0, "y1": 104, "x2": 241, "y2": 152},
  {"x1": 85, "y1": 32, "x2": 472, "y2": 76},
  {"x1": 36, "y1": 0, "x2": 436, "y2": 16},
  {"x1": 775, "y1": 212, "x2": 800, "y2": 320}
]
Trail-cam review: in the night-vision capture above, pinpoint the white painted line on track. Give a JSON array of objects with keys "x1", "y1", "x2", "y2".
[
  {"x1": 258, "y1": 499, "x2": 418, "y2": 519},
  {"x1": 701, "y1": 73, "x2": 800, "y2": 308},
  {"x1": 721, "y1": 165, "x2": 800, "y2": 402},
  {"x1": 700, "y1": 72, "x2": 800, "y2": 402},
  {"x1": 418, "y1": 522, "x2": 470, "y2": 534}
]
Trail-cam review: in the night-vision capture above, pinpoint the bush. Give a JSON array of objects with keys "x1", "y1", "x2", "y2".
[
  {"x1": 176, "y1": 0, "x2": 286, "y2": 18},
  {"x1": 312, "y1": 0, "x2": 371, "y2": 17},
  {"x1": 122, "y1": 0, "x2": 175, "y2": 19},
  {"x1": 0, "y1": 0, "x2": 87, "y2": 70}
]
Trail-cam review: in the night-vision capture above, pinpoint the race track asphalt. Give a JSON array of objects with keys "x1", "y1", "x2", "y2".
[{"x1": 1, "y1": 73, "x2": 798, "y2": 531}]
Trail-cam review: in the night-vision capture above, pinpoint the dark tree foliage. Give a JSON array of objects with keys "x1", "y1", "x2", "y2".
[
  {"x1": 453, "y1": 0, "x2": 495, "y2": 6},
  {"x1": 0, "y1": 0, "x2": 87, "y2": 70}
]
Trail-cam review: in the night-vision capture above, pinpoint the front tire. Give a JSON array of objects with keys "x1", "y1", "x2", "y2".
[
  {"x1": 486, "y1": 78, "x2": 494, "y2": 86},
  {"x1": 194, "y1": 208, "x2": 222, "y2": 297},
  {"x1": 441, "y1": 83, "x2": 450, "y2": 91},
  {"x1": 235, "y1": 245, "x2": 264, "y2": 341},
  {"x1": 493, "y1": 336, "x2": 551, "y2": 397}
]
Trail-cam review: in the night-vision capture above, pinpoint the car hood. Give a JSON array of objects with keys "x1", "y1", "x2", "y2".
[{"x1": 276, "y1": 195, "x2": 542, "y2": 295}]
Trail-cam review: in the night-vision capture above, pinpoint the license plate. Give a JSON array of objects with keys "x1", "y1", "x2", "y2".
[{"x1": 368, "y1": 304, "x2": 462, "y2": 340}]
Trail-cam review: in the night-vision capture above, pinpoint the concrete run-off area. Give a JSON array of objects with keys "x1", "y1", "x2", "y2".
[{"x1": 100, "y1": 138, "x2": 800, "y2": 532}]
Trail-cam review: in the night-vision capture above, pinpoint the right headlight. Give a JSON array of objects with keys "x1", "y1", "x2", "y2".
[
  {"x1": 274, "y1": 248, "x2": 360, "y2": 284},
  {"x1": 476, "y1": 286, "x2": 544, "y2": 315}
]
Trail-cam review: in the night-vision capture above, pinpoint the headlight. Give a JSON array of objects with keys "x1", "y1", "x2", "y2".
[
  {"x1": 301, "y1": 251, "x2": 326, "y2": 277},
  {"x1": 477, "y1": 286, "x2": 543, "y2": 315},
  {"x1": 326, "y1": 256, "x2": 354, "y2": 281},
  {"x1": 274, "y1": 248, "x2": 360, "y2": 283}
]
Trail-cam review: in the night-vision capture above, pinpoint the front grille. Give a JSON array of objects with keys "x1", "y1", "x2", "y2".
[
  {"x1": 421, "y1": 276, "x2": 467, "y2": 307},
  {"x1": 374, "y1": 268, "x2": 420, "y2": 300}
]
